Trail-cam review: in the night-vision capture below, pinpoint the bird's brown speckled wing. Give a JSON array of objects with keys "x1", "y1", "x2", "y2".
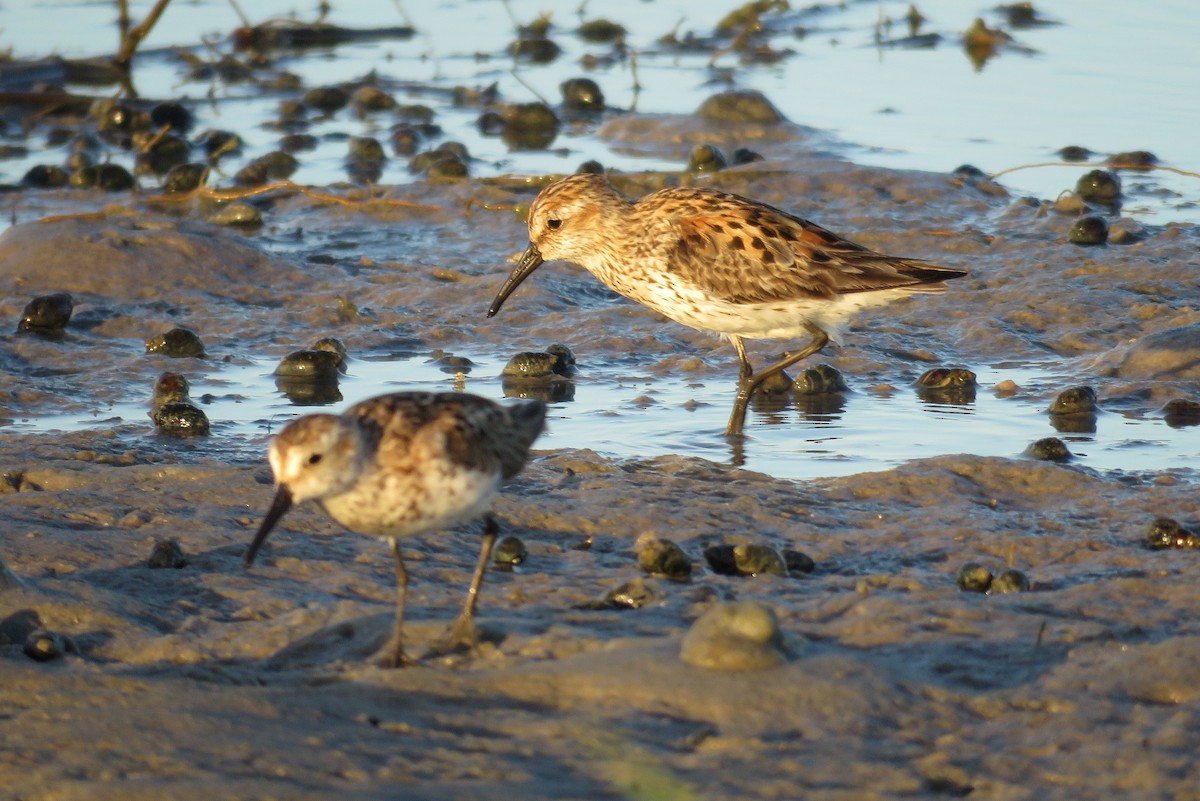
[
  {"x1": 647, "y1": 188, "x2": 965, "y2": 305},
  {"x1": 346, "y1": 392, "x2": 544, "y2": 480}
]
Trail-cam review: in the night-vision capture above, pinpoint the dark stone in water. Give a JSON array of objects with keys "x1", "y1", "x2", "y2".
[
  {"x1": 145, "y1": 327, "x2": 206, "y2": 358},
  {"x1": 754, "y1": 369, "x2": 791, "y2": 396},
  {"x1": 503, "y1": 351, "x2": 558, "y2": 379},
  {"x1": 303, "y1": 85, "x2": 350, "y2": 113},
  {"x1": 151, "y1": 401, "x2": 211, "y2": 436},
  {"x1": 136, "y1": 133, "x2": 191, "y2": 176},
  {"x1": 916, "y1": 368, "x2": 976, "y2": 404},
  {"x1": 560, "y1": 78, "x2": 605, "y2": 112},
  {"x1": 17, "y1": 292, "x2": 73, "y2": 334},
  {"x1": 794, "y1": 364, "x2": 848, "y2": 396},
  {"x1": 731, "y1": 147, "x2": 764, "y2": 165},
  {"x1": 1057, "y1": 145, "x2": 1092, "y2": 162},
  {"x1": 23, "y1": 629, "x2": 66, "y2": 662},
  {"x1": 163, "y1": 162, "x2": 208, "y2": 193},
  {"x1": 989, "y1": 569, "x2": 1030, "y2": 594},
  {"x1": 152, "y1": 372, "x2": 191, "y2": 405},
  {"x1": 492, "y1": 535, "x2": 528, "y2": 568},
  {"x1": 637, "y1": 538, "x2": 692, "y2": 581},
  {"x1": 703, "y1": 543, "x2": 787, "y2": 577},
  {"x1": 151, "y1": 101, "x2": 195, "y2": 133},
  {"x1": 1026, "y1": 437, "x2": 1071, "y2": 462},
  {"x1": 147, "y1": 538, "x2": 189, "y2": 569},
  {"x1": 546, "y1": 343, "x2": 577, "y2": 376},
  {"x1": 603, "y1": 577, "x2": 656, "y2": 609},
  {"x1": 510, "y1": 36, "x2": 561, "y2": 63},
  {"x1": 1049, "y1": 386, "x2": 1097, "y2": 415},
  {"x1": 71, "y1": 164, "x2": 135, "y2": 191},
  {"x1": 1075, "y1": 169, "x2": 1121, "y2": 205},
  {"x1": 22, "y1": 164, "x2": 70, "y2": 188},
  {"x1": 500, "y1": 103, "x2": 560, "y2": 150},
  {"x1": 195, "y1": 129, "x2": 242, "y2": 160},
  {"x1": 1107, "y1": 150, "x2": 1158, "y2": 170},
  {"x1": 577, "y1": 19, "x2": 626, "y2": 43},
  {"x1": 276, "y1": 349, "x2": 343, "y2": 382},
  {"x1": 1163, "y1": 399, "x2": 1200, "y2": 428},
  {"x1": 1068, "y1": 216, "x2": 1108, "y2": 246},
  {"x1": 687, "y1": 144, "x2": 728, "y2": 172},
  {"x1": 782, "y1": 549, "x2": 815, "y2": 576},
  {"x1": 696, "y1": 90, "x2": 786, "y2": 124},
  {"x1": 1146, "y1": 517, "x2": 1200, "y2": 550},
  {"x1": 350, "y1": 85, "x2": 397, "y2": 115},
  {"x1": 956, "y1": 562, "x2": 993, "y2": 592}
]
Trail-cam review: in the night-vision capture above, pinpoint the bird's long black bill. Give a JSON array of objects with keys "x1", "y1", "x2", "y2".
[
  {"x1": 486, "y1": 243, "x2": 544, "y2": 317},
  {"x1": 244, "y1": 485, "x2": 294, "y2": 567}
]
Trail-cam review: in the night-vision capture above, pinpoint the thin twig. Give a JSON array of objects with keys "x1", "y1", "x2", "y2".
[
  {"x1": 991, "y1": 161, "x2": 1200, "y2": 181},
  {"x1": 114, "y1": 0, "x2": 173, "y2": 70},
  {"x1": 142, "y1": 180, "x2": 443, "y2": 211}
]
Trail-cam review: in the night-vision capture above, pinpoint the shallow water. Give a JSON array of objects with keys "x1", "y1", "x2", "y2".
[
  {"x1": 2, "y1": 0, "x2": 1197, "y2": 224},
  {"x1": 15, "y1": 354, "x2": 1200, "y2": 481}
]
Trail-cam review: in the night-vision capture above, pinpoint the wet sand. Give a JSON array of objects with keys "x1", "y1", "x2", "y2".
[{"x1": 3, "y1": 111, "x2": 1200, "y2": 799}]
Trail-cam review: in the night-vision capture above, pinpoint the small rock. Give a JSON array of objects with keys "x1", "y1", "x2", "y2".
[
  {"x1": 152, "y1": 372, "x2": 191, "y2": 405},
  {"x1": 492, "y1": 535, "x2": 528, "y2": 568},
  {"x1": 988, "y1": 569, "x2": 1030, "y2": 594},
  {"x1": 503, "y1": 351, "x2": 559, "y2": 379},
  {"x1": 23, "y1": 629, "x2": 66, "y2": 662},
  {"x1": 680, "y1": 601, "x2": 789, "y2": 670},
  {"x1": 1075, "y1": 169, "x2": 1121, "y2": 205},
  {"x1": 150, "y1": 401, "x2": 211, "y2": 436},
  {"x1": 17, "y1": 292, "x2": 73, "y2": 334},
  {"x1": 636, "y1": 536, "x2": 692, "y2": 581},
  {"x1": 560, "y1": 78, "x2": 605, "y2": 112},
  {"x1": 956, "y1": 562, "x2": 993, "y2": 593},
  {"x1": 208, "y1": 202, "x2": 263, "y2": 227},
  {"x1": 1049, "y1": 386, "x2": 1097, "y2": 415},
  {"x1": 275, "y1": 349, "x2": 343, "y2": 382},
  {"x1": 782, "y1": 549, "x2": 815, "y2": 576},
  {"x1": 1163, "y1": 399, "x2": 1200, "y2": 428},
  {"x1": 147, "y1": 538, "x2": 189, "y2": 569},
  {"x1": 794, "y1": 364, "x2": 847, "y2": 395},
  {"x1": 1146, "y1": 517, "x2": 1200, "y2": 550},
  {"x1": 687, "y1": 144, "x2": 728, "y2": 172},
  {"x1": 1057, "y1": 145, "x2": 1092, "y2": 162},
  {"x1": 500, "y1": 102, "x2": 560, "y2": 150},
  {"x1": 145, "y1": 327, "x2": 205, "y2": 358},
  {"x1": 603, "y1": 577, "x2": 656, "y2": 609},
  {"x1": 1068, "y1": 215, "x2": 1108, "y2": 245},
  {"x1": 1026, "y1": 437, "x2": 1070, "y2": 462},
  {"x1": 695, "y1": 90, "x2": 785, "y2": 124}
]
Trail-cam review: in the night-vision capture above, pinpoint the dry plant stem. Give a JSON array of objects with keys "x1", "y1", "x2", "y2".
[
  {"x1": 114, "y1": 0, "x2": 174, "y2": 70},
  {"x1": 990, "y1": 161, "x2": 1200, "y2": 181},
  {"x1": 226, "y1": 0, "x2": 252, "y2": 27},
  {"x1": 142, "y1": 181, "x2": 443, "y2": 211}
]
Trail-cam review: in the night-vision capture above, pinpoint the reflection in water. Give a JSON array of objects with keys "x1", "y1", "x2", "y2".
[
  {"x1": 276, "y1": 376, "x2": 343, "y2": 406},
  {"x1": 502, "y1": 376, "x2": 576, "y2": 404},
  {"x1": 1049, "y1": 412, "x2": 1098, "y2": 435}
]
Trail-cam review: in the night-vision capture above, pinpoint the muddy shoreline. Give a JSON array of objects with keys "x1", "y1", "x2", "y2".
[{"x1": 3, "y1": 108, "x2": 1200, "y2": 798}]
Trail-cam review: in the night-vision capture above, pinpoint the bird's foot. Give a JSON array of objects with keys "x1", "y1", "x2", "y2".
[
  {"x1": 373, "y1": 640, "x2": 413, "y2": 669},
  {"x1": 424, "y1": 612, "x2": 479, "y2": 659}
]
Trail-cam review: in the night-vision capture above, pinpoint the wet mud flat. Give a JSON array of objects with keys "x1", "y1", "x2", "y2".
[{"x1": 3, "y1": 110, "x2": 1200, "y2": 798}]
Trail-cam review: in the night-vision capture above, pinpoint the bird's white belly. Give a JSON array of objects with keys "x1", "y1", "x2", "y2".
[
  {"x1": 322, "y1": 468, "x2": 500, "y2": 539},
  {"x1": 627, "y1": 277, "x2": 919, "y2": 343}
]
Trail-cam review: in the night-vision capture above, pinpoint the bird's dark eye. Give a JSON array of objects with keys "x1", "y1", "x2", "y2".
[
  {"x1": 547, "y1": 218, "x2": 562, "y2": 230},
  {"x1": 307, "y1": 454, "x2": 323, "y2": 466}
]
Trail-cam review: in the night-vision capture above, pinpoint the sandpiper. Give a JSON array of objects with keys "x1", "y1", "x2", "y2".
[
  {"x1": 244, "y1": 391, "x2": 546, "y2": 667},
  {"x1": 488, "y1": 173, "x2": 966, "y2": 436}
]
